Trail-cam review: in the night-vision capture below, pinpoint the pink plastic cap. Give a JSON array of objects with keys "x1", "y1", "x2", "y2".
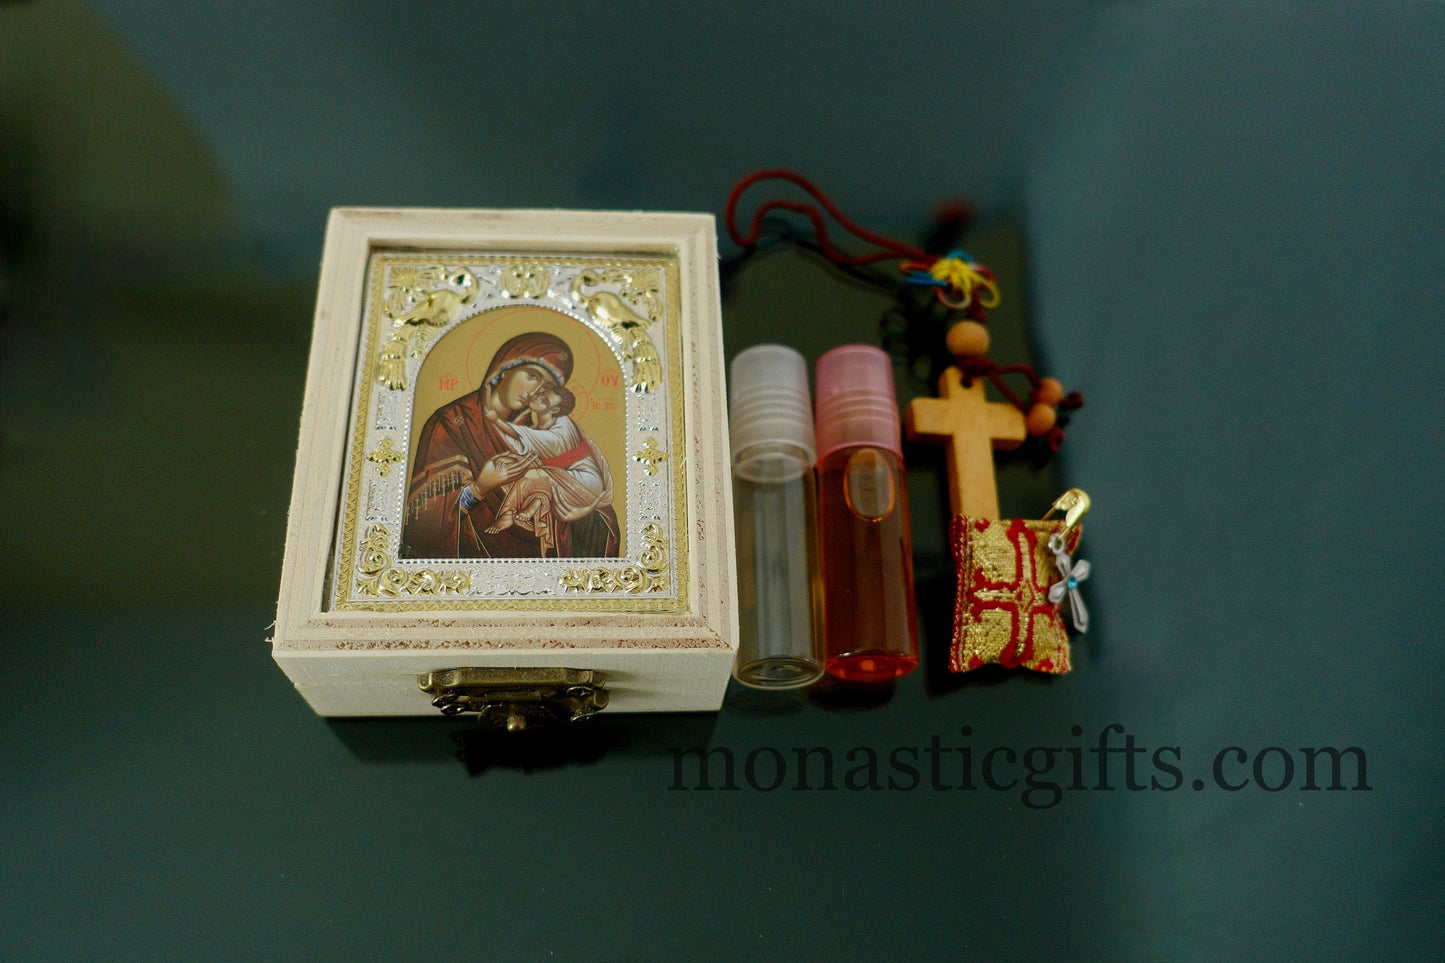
[{"x1": 814, "y1": 344, "x2": 901, "y2": 461}]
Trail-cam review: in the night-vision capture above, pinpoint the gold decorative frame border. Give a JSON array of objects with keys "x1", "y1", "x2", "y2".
[{"x1": 330, "y1": 250, "x2": 690, "y2": 612}]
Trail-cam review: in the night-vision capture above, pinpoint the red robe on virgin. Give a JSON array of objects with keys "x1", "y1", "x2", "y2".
[{"x1": 401, "y1": 388, "x2": 620, "y2": 559}]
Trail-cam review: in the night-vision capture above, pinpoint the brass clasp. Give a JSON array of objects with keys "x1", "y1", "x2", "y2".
[{"x1": 417, "y1": 667, "x2": 609, "y2": 731}]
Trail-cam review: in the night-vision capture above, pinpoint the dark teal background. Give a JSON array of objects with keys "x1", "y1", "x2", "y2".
[{"x1": 3, "y1": 2, "x2": 1441, "y2": 960}]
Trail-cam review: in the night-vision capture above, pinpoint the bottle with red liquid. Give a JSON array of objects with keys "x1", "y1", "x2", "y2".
[{"x1": 814, "y1": 345, "x2": 919, "y2": 682}]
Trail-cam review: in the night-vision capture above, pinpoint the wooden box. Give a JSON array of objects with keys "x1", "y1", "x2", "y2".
[{"x1": 271, "y1": 209, "x2": 737, "y2": 717}]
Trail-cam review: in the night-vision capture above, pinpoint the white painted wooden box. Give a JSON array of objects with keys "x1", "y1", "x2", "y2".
[{"x1": 271, "y1": 209, "x2": 737, "y2": 716}]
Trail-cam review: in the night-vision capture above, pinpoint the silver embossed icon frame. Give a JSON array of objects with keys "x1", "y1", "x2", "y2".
[{"x1": 272, "y1": 209, "x2": 737, "y2": 716}]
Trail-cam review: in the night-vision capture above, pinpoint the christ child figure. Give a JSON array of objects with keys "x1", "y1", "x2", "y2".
[{"x1": 483, "y1": 384, "x2": 613, "y2": 556}]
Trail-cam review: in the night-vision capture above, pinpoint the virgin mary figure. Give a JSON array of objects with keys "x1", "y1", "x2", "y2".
[{"x1": 401, "y1": 331, "x2": 619, "y2": 559}]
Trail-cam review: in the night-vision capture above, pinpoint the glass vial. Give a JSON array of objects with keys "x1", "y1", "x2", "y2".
[
  {"x1": 814, "y1": 345, "x2": 919, "y2": 682},
  {"x1": 728, "y1": 344, "x2": 824, "y2": 689}
]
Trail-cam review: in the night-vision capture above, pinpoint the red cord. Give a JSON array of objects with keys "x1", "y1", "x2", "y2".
[
  {"x1": 724, "y1": 169, "x2": 932, "y2": 266},
  {"x1": 724, "y1": 168, "x2": 1084, "y2": 452},
  {"x1": 960, "y1": 358, "x2": 1030, "y2": 411}
]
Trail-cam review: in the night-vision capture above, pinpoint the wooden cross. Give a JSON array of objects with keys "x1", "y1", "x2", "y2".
[{"x1": 905, "y1": 366, "x2": 1026, "y2": 520}]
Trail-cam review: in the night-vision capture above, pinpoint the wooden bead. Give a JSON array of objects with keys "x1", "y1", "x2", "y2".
[
  {"x1": 945, "y1": 320, "x2": 990, "y2": 358},
  {"x1": 1033, "y1": 377, "x2": 1064, "y2": 406},
  {"x1": 1026, "y1": 402, "x2": 1057, "y2": 436}
]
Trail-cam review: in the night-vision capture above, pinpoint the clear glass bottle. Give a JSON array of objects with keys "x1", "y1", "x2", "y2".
[
  {"x1": 814, "y1": 345, "x2": 919, "y2": 682},
  {"x1": 728, "y1": 345, "x2": 823, "y2": 689}
]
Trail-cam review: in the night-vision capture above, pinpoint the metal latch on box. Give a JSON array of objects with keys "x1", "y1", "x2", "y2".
[{"x1": 417, "y1": 667, "x2": 609, "y2": 731}]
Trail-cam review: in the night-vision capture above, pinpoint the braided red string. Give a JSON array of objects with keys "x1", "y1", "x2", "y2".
[
  {"x1": 724, "y1": 168, "x2": 1085, "y2": 452},
  {"x1": 724, "y1": 169, "x2": 932, "y2": 266}
]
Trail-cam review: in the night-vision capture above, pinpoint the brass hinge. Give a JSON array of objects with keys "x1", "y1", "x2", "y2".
[{"x1": 417, "y1": 667, "x2": 609, "y2": 731}]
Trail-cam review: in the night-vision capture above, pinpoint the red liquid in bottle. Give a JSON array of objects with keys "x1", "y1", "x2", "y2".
[{"x1": 818, "y1": 445, "x2": 919, "y2": 682}]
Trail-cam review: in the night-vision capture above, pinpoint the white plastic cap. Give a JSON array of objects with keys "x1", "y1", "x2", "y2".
[{"x1": 728, "y1": 343, "x2": 817, "y2": 463}]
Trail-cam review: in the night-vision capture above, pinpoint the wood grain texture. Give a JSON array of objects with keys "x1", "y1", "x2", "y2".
[
  {"x1": 905, "y1": 366, "x2": 1025, "y2": 520},
  {"x1": 271, "y1": 209, "x2": 736, "y2": 715}
]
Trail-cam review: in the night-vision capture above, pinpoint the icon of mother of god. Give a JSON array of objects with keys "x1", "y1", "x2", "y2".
[{"x1": 401, "y1": 331, "x2": 619, "y2": 559}]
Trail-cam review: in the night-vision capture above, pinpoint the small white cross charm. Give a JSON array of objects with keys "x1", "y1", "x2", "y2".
[{"x1": 1047, "y1": 532, "x2": 1091, "y2": 633}]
